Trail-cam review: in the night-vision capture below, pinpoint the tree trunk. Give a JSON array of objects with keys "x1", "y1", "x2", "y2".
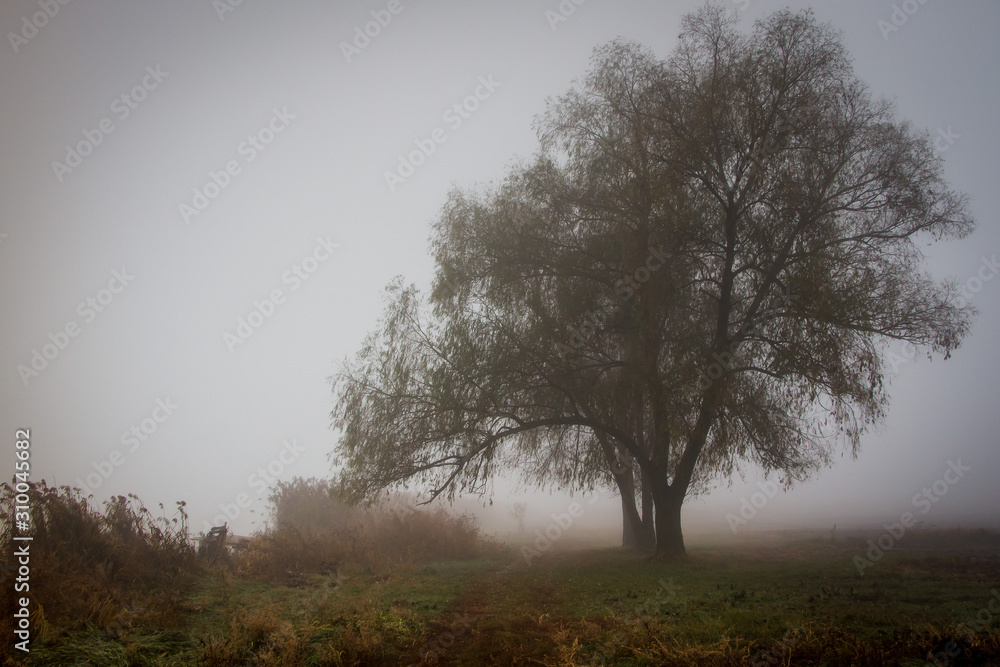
[
  {"x1": 639, "y1": 469, "x2": 656, "y2": 552},
  {"x1": 652, "y1": 485, "x2": 685, "y2": 557},
  {"x1": 595, "y1": 433, "x2": 648, "y2": 550},
  {"x1": 615, "y1": 459, "x2": 646, "y2": 550},
  {"x1": 621, "y1": 493, "x2": 641, "y2": 549}
]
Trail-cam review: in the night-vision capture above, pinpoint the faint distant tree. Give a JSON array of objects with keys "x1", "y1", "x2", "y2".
[
  {"x1": 330, "y1": 5, "x2": 973, "y2": 556},
  {"x1": 510, "y1": 502, "x2": 527, "y2": 533}
]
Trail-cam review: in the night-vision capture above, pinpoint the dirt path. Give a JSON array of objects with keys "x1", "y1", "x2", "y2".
[{"x1": 403, "y1": 557, "x2": 573, "y2": 665}]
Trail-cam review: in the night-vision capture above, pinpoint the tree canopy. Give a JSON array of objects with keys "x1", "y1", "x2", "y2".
[{"x1": 330, "y1": 5, "x2": 973, "y2": 555}]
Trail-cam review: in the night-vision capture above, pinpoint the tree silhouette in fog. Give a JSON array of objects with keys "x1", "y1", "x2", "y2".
[{"x1": 330, "y1": 5, "x2": 973, "y2": 556}]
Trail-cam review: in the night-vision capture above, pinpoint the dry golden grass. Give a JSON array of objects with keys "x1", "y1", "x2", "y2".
[
  {"x1": 0, "y1": 481, "x2": 197, "y2": 664},
  {"x1": 199, "y1": 604, "x2": 306, "y2": 666}
]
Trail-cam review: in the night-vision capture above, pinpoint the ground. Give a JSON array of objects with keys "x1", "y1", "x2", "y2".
[{"x1": 15, "y1": 530, "x2": 1000, "y2": 666}]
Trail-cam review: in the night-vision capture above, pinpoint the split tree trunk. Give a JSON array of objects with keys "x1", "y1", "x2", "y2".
[
  {"x1": 595, "y1": 433, "x2": 651, "y2": 551},
  {"x1": 652, "y1": 485, "x2": 686, "y2": 557}
]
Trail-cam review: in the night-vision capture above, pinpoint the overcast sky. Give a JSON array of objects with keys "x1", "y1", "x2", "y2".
[{"x1": 1, "y1": 0, "x2": 997, "y2": 539}]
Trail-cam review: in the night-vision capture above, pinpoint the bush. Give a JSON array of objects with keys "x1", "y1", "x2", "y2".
[
  {"x1": 234, "y1": 525, "x2": 347, "y2": 582},
  {"x1": 267, "y1": 477, "x2": 361, "y2": 534},
  {"x1": 232, "y1": 478, "x2": 492, "y2": 581},
  {"x1": 0, "y1": 480, "x2": 196, "y2": 657}
]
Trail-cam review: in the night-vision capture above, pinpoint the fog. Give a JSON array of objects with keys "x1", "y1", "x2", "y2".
[{"x1": 2, "y1": 0, "x2": 998, "y2": 541}]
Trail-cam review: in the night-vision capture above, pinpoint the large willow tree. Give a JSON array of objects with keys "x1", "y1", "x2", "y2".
[{"x1": 331, "y1": 6, "x2": 973, "y2": 556}]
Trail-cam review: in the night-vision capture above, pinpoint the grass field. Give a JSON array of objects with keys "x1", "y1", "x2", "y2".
[{"x1": 14, "y1": 530, "x2": 1000, "y2": 666}]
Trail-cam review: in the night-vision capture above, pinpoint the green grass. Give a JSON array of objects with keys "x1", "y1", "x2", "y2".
[{"x1": 12, "y1": 536, "x2": 1000, "y2": 666}]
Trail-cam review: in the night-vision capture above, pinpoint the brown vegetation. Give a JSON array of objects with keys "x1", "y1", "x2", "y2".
[
  {"x1": 234, "y1": 477, "x2": 490, "y2": 582},
  {"x1": 0, "y1": 481, "x2": 196, "y2": 658},
  {"x1": 0, "y1": 477, "x2": 495, "y2": 665}
]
